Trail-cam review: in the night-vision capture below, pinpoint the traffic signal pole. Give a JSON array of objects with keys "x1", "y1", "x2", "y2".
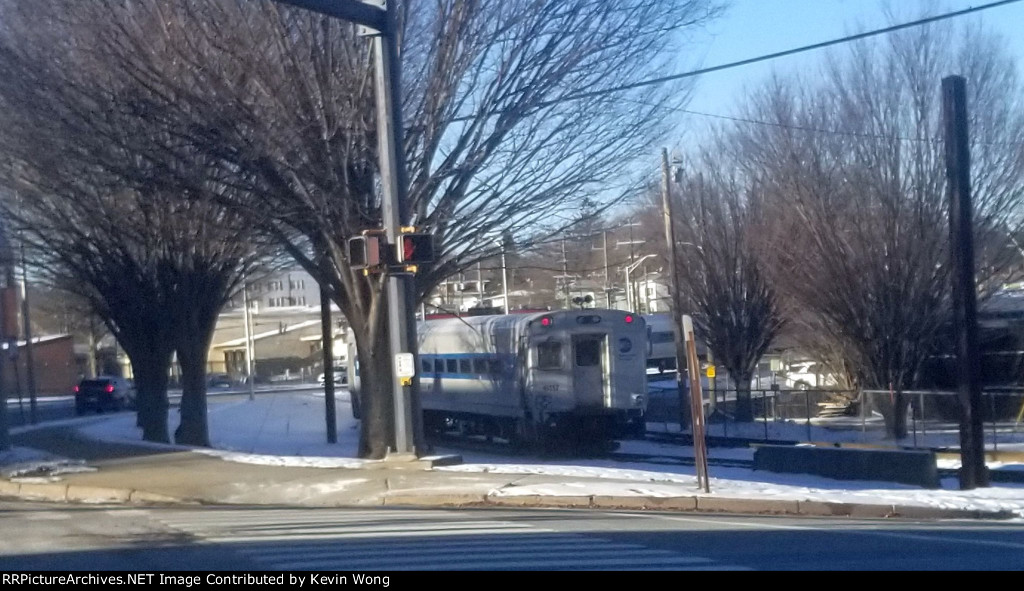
[
  {"x1": 372, "y1": 0, "x2": 421, "y2": 456},
  {"x1": 276, "y1": 0, "x2": 422, "y2": 456}
]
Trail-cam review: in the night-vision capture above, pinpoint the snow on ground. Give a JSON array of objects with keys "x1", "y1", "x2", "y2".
[{"x1": 6, "y1": 389, "x2": 1024, "y2": 518}]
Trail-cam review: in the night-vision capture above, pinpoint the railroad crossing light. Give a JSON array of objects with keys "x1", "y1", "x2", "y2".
[
  {"x1": 348, "y1": 235, "x2": 384, "y2": 270},
  {"x1": 397, "y1": 233, "x2": 435, "y2": 264}
]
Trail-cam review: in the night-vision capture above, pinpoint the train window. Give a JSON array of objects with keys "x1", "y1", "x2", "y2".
[
  {"x1": 537, "y1": 342, "x2": 563, "y2": 370},
  {"x1": 575, "y1": 338, "x2": 601, "y2": 367},
  {"x1": 651, "y1": 331, "x2": 675, "y2": 344},
  {"x1": 446, "y1": 359, "x2": 458, "y2": 373},
  {"x1": 473, "y1": 359, "x2": 488, "y2": 374},
  {"x1": 421, "y1": 358, "x2": 432, "y2": 373},
  {"x1": 434, "y1": 359, "x2": 445, "y2": 374},
  {"x1": 488, "y1": 359, "x2": 503, "y2": 375},
  {"x1": 459, "y1": 359, "x2": 472, "y2": 374}
]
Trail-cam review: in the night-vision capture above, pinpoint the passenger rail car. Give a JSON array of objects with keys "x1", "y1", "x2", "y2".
[
  {"x1": 348, "y1": 309, "x2": 648, "y2": 452},
  {"x1": 643, "y1": 313, "x2": 707, "y2": 375}
]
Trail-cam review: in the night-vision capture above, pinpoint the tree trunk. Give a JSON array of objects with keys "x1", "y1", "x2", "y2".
[
  {"x1": 733, "y1": 374, "x2": 754, "y2": 422},
  {"x1": 128, "y1": 347, "x2": 172, "y2": 443},
  {"x1": 879, "y1": 391, "x2": 910, "y2": 439},
  {"x1": 356, "y1": 339, "x2": 395, "y2": 459},
  {"x1": 174, "y1": 319, "x2": 214, "y2": 447},
  {"x1": 174, "y1": 343, "x2": 211, "y2": 447}
]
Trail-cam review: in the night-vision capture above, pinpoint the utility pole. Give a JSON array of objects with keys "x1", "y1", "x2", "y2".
[
  {"x1": 0, "y1": 227, "x2": 11, "y2": 451},
  {"x1": 603, "y1": 231, "x2": 610, "y2": 308},
  {"x1": 617, "y1": 221, "x2": 645, "y2": 312},
  {"x1": 943, "y1": 75, "x2": 987, "y2": 489},
  {"x1": 500, "y1": 242, "x2": 510, "y2": 314},
  {"x1": 561, "y1": 239, "x2": 570, "y2": 309},
  {"x1": 661, "y1": 148, "x2": 693, "y2": 430},
  {"x1": 458, "y1": 272, "x2": 464, "y2": 312},
  {"x1": 477, "y1": 261, "x2": 484, "y2": 308},
  {"x1": 19, "y1": 239, "x2": 36, "y2": 424}
]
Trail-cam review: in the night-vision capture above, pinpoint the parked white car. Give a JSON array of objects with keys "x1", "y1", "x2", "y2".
[
  {"x1": 783, "y1": 361, "x2": 838, "y2": 390},
  {"x1": 318, "y1": 369, "x2": 347, "y2": 387}
]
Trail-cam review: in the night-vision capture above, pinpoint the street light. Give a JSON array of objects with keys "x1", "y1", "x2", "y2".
[{"x1": 624, "y1": 254, "x2": 657, "y2": 312}]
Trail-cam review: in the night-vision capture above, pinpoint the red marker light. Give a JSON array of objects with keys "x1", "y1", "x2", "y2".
[
  {"x1": 540, "y1": 316, "x2": 552, "y2": 327},
  {"x1": 105, "y1": 384, "x2": 115, "y2": 393},
  {"x1": 73, "y1": 385, "x2": 79, "y2": 393},
  {"x1": 624, "y1": 314, "x2": 634, "y2": 324}
]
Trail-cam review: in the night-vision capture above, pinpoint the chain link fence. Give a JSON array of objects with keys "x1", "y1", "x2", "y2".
[{"x1": 645, "y1": 382, "x2": 1024, "y2": 449}]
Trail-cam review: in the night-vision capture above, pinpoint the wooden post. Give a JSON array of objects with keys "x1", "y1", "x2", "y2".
[{"x1": 683, "y1": 315, "x2": 710, "y2": 492}]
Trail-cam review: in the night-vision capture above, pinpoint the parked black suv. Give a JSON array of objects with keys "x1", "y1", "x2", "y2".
[{"x1": 74, "y1": 376, "x2": 136, "y2": 415}]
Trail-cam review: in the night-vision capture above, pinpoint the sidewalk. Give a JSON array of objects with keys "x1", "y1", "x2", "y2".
[{"x1": 1, "y1": 391, "x2": 1023, "y2": 520}]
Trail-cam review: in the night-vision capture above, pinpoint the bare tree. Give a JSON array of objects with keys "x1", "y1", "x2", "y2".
[
  {"x1": 48, "y1": 0, "x2": 724, "y2": 457},
  {"x1": 25, "y1": 285, "x2": 110, "y2": 379},
  {"x1": 661, "y1": 160, "x2": 785, "y2": 422},
  {"x1": 0, "y1": 1, "x2": 269, "y2": 445},
  {"x1": 732, "y1": 21, "x2": 1024, "y2": 437}
]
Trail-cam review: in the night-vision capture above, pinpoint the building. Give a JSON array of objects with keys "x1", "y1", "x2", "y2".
[
  {"x1": 227, "y1": 268, "x2": 322, "y2": 312},
  {"x1": 211, "y1": 267, "x2": 346, "y2": 382},
  {"x1": 1, "y1": 334, "x2": 78, "y2": 396}
]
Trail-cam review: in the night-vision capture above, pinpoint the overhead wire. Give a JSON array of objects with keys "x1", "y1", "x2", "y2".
[{"x1": 450, "y1": 0, "x2": 1023, "y2": 123}]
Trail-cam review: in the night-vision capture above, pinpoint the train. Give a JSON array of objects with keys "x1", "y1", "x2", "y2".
[
  {"x1": 347, "y1": 308, "x2": 649, "y2": 452},
  {"x1": 643, "y1": 313, "x2": 707, "y2": 375}
]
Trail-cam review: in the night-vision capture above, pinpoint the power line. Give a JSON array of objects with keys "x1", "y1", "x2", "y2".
[
  {"x1": 453, "y1": 0, "x2": 1023, "y2": 121},
  {"x1": 619, "y1": 97, "x2": 1024, "y2": 148}
]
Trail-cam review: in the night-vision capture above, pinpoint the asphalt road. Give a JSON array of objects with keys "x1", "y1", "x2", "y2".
[
  {"x1": 1, "y1": 502, "x2": 1023, "y2": 571},
  {"x1": 4, "y1": 384, "x2": 324, "y2": 428}
]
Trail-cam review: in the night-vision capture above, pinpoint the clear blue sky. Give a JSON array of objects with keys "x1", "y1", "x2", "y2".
[{"x1": 676, "y1": 0, "x2": 1024, "y2": 139}]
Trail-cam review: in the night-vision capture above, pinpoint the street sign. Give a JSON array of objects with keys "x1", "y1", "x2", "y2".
[
  {"x1": 706, "y1": 365, "x2": 716, "y2": 378},
  {"x1": 395, "y1": 353, "x2": 415, "y2": 378}
]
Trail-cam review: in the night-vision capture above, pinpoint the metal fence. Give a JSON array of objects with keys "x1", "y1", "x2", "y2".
[{"x1": 644, "y1": 383, "x2": 1024, "y2": 450}]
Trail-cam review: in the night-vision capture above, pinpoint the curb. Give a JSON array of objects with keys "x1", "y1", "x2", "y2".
[
  {"x1": 0, "y1": 479, "x2": 196, "y2": 506},
  {"x1": 0, "y1": 481, "x2": 1014, "y2": 519},
  {"x1": 381, "y1": 491, "x2": 1017, "y2": 520}
]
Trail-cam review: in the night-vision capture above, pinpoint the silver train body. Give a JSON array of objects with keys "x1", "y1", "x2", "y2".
[
  {"x1": 643, "y1": 313, "x2": 708, "y2": 375},
  {"x1": 348, "y1": 309, "x2": 648, "y2": 450}
]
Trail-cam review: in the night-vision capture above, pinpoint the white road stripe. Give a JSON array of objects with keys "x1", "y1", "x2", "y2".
[{"x1": 156, "y1": 509, "x2": 744, "y2": 570}]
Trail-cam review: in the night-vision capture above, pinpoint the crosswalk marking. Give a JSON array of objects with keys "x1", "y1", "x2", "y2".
[{"x1": 153, "y1": 508, "x2": 750, "y2": 571}]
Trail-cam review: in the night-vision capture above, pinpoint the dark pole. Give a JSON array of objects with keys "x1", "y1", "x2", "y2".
[
  {"x1": 943, "y1": 75, "x2": 988, "y2": 489},
  {"x1": 320, "y1": 283, "x2": 337, "y2": 444},
  {"x1": 0, "y1": 226, "x2": 13, "y2": 450},
  {"x1": 19, "y1": 239, "x2": 36, "y2": 424}
]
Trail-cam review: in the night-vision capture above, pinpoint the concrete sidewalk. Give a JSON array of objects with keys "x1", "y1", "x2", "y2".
[{"x1": 0, "y1": 425, "x2": 1018, "y2": 520}]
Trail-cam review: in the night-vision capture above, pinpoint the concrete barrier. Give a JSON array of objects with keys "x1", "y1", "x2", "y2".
[{"x1": 753, "y1": 444, "x2": 940, "y2": 489}]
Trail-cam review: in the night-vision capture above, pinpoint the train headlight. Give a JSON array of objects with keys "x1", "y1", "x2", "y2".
[{"x1": 631, "y1": 393, "x2": 645, "y2": 407}]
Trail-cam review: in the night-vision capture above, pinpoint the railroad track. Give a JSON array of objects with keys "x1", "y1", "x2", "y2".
[{"x1": 429, "y1": 429, "x2": 1024, "y2": 482}]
